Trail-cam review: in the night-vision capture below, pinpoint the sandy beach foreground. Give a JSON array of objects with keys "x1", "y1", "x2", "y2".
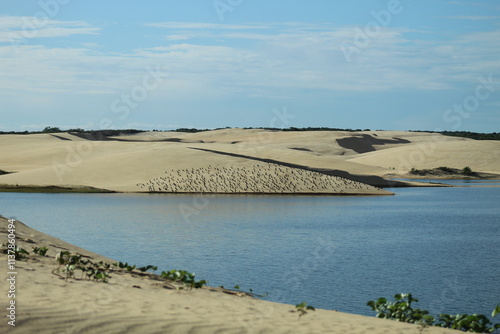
[{"x1": 0, "y1": 216, "x2": 462, "y2": 334}]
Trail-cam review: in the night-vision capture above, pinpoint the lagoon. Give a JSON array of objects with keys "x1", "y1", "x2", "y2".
[{"x1": 1, "y1": 181, "x2": 499, "y2": 318}]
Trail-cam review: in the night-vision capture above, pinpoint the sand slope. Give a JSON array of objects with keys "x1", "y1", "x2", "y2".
[
  {"x1": 0, "y1": 216, "x2": 461, "y2": 334},
  {"x1": 0, "y1": 130, "x2": 498, "y2": 193},
  {"x1": 347, "y1": 139, "x2": 500, "y2": 175}
]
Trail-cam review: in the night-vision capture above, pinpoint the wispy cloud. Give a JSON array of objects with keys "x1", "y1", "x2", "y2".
[
  {"x1": 146, "y1": 22, "x2": 271, "y2": 30},
  {"x1": 1, "y1": 20, "x2": 500, "y2": 103},
  {"x1": 446, "y1": 15, "x2": 500, "y2": 20},
  {"x1": 0, "y1": 16, "x2": 100, "y2": 42}
]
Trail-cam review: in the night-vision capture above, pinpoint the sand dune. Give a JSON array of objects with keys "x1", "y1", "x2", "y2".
[
  {"x1": 347, "y1": 139, "x2": 500, "y2": 175},
  {"x1": 0, "y1": 216, "x2": 461, "y2": 334},
  {"x1": 139, "y1": 162, "x2": 383, "y2": 194},
  {"x1": 0, "y1": 129, "x2": 498, "y2": 193}
]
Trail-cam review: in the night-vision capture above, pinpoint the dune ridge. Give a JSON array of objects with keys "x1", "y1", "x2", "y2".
[
  {"x1": 0, "y1": 129, "x2": 498, "y2": 194},
  {"x1": 138, "y1": 163, "x2": 388, "y2": 195}
]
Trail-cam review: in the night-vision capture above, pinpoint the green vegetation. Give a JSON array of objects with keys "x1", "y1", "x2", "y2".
[
  {"x1": 32, "y1": 246, "x2": 49, "y2": 256},
  {"x1": 160, "y1": 269, "x2": 207, "y2": 290},
  {"x1": 51, "y1": 254, "x2": 207, "y2": 288},
  {"x1": 367, "y1": 293, "x2": 434, "y2": 325},
  {"x1": 368, "y1": 293, "x2": 500, "y2": 333},
  {"x1": 0, "y1": 244, "x2": 30, "y2": 260},
  {"x1": 439, "y1": 131, "x2": 500, "y2": 141},
  {"x1": 245, "y1": 126, "x2": 371, "y2": 132},
  {"x1": 462, "y1": 166, "x2": 473, "y2": 176},
  {"x1": 42, "y1": 126, "x2": 62, "y2": 133},
  {"x1": 137, "y1": 264, "x2": 158, "y2": 273},
  {"x1": 53, "y1": 250, "x2": 111, "y2": 282},
  {"x1": 0, "y1": 242, "x2": 238, "y2": 292},
  {"x1": 50, "y1": 250, "x2": 208, "y2": 289},
  {"x1": 291, "y1": 302, "x2": 316, "y2": 319},
  {"x1": 114, "y1": 261, "x2": 136, "y2": 272},
  {"x1": 409, "y1": 166, "x2": 477, "y2": 177},
  {"x1": 493, "y1": 305, "x2": 500, "y2": 318}
]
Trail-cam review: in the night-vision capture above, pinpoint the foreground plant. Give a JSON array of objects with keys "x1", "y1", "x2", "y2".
[
  {"x1": 367, "y1": 293, "x2": 434, "y2": 325},
  {"x1": 32, "y1": 246, "x2": 49, "y2": 256},
  {"x1": 113, "y1": 261, "x2": 136, "y2": 272},
  {"x1": 161, "y1": 269, "x2": 207, "y2": 290},
  {"x1": 138, "y1": 265, "x2": 158, "y2": 273},
  {"x1": 493, "y1": 305, "x2": 500, "y2": 318},
  {"x1": 367, "y1": 293, "x2": 500, "y2": 333},
  {"x1": 53, "y1": 251, "x2": 111, "y2": 282},
  {"x1": 0, "y1": 243, "x2": 30, "y2": 260},
  {"x1": 291, "y1": 302, "x2": 316, "y2": 319},
  {"x1": 11, "y1": 244, "x2": 249, "y2": 296}
]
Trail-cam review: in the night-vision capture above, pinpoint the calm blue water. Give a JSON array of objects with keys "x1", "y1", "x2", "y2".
[{"x1": 1, "y1": 182, "x2": 499, "y2": 318}]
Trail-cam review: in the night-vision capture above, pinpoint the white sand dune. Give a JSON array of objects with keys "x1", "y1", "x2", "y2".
[
  {"x1": 347, "y1": 139, "x2": 500, "y2": 175},
  {"x1": 0, "y1": 129, "x2": 498, "y2": 193},
  {"x1": 0, "y1": 216, "x2": 461, "y2": 334}
]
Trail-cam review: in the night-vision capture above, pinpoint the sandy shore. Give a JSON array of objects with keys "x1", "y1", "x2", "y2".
[{"x1": 0, "y1": 216, "x2": 462, "y2": 334}]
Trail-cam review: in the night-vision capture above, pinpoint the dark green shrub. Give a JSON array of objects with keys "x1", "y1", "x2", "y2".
[
  {"x1": 367, "y1": 294, "x2": 500, "y2": 333},
  {"x1": 367, "y1": 293, "x2": 434, "y2": 325},
  {"x1": 1, "y1": 244, "x2": 30, "y2": 260},
  {"x1": 462, "y1": 166, "x2": 473, "y2": 175},
  {"x1": 293, "y1": 302, "x2": 316, "y2": 318},
  {"x1": 53, "y1": 251, "x2": 110, "y2": 282},
  {"x1": 32, "y1": 246, "x2": 49, "y2": 256},
  {"x1": 161, "y1": 269, "x2": 207, "y2": 289}
]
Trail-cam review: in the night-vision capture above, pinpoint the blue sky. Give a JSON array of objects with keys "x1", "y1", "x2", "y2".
[{"x1": 1, "y1": 0, "x2": 499, "y2": 132}]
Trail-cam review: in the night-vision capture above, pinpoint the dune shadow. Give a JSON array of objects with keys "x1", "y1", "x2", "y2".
[
  {"x1": 337, "y1": 134, "x2": 410, "y2": 154},
  {"x1": 50, "y1": 134, "x2": 72, "y2": 141}
]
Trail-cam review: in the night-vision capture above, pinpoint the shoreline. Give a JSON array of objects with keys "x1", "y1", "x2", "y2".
[
  {"x1": 0, "y1": 184, "x2": 116, "y2": 193},
  {"x1": 0, "y1": 215, "x2": 460, "y2": 333},
  {"x1": 0, "y1": 186, "x2": 395, "y2": 195},
  {"x1": 0, "y1": 179, "x2": 454, "y2": 194}
]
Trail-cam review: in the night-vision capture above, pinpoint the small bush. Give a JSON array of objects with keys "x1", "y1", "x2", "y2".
[
  {"x1": 292, "y1": 302, "x2": 316, "y2": 318},
  {"x1": 462, "y1": 166, "x2": 473, "y2": 175},
  {"x1": 1, "y1": 244, "x2": 30, "y2": 260},
  {"x1": 367, "y1": 293, "x2": 434, "y2": 325},
  {"x1": 53, "y1": 251, "x2": 110, "y2": 282},
  {"x1": 32, "y1": 246, "x2": 49, "y2": 256},
  {"x1": 161, "y1": 269, "x2": 207, "y2": 289},
  {"x1": 367, "y1": 294, "x2": 500, "y2": 333}
]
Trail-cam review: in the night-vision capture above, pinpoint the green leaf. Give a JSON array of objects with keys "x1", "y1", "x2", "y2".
[
  {"x1": 492, "y1": 304, "x2": 500, "y2": 318},
  {"x1": 296, "y1": 302, "x2": 307, "y2": 309}
]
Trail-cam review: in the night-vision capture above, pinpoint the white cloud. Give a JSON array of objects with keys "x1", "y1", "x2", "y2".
[
  {"x1": 164, "y1": 34, "x2": 192, "y2": 41},
  {"x1": 1, "y1": 20, "x2": 500, "y2": 103},
  {"x1": 0, "y1": 16, "x2": 100, "y2": 43}
]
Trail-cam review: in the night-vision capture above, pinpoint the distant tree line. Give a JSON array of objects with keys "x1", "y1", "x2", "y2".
[
  {"x1": 245, "y1": 127, "x2": 372, "y2": 132},
  {"x1": 0, "y1": 127, "x2": 498, "y2": 141},
  {"x1": 438, "y1": 131, "x2": 500, "y2": 141}
]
